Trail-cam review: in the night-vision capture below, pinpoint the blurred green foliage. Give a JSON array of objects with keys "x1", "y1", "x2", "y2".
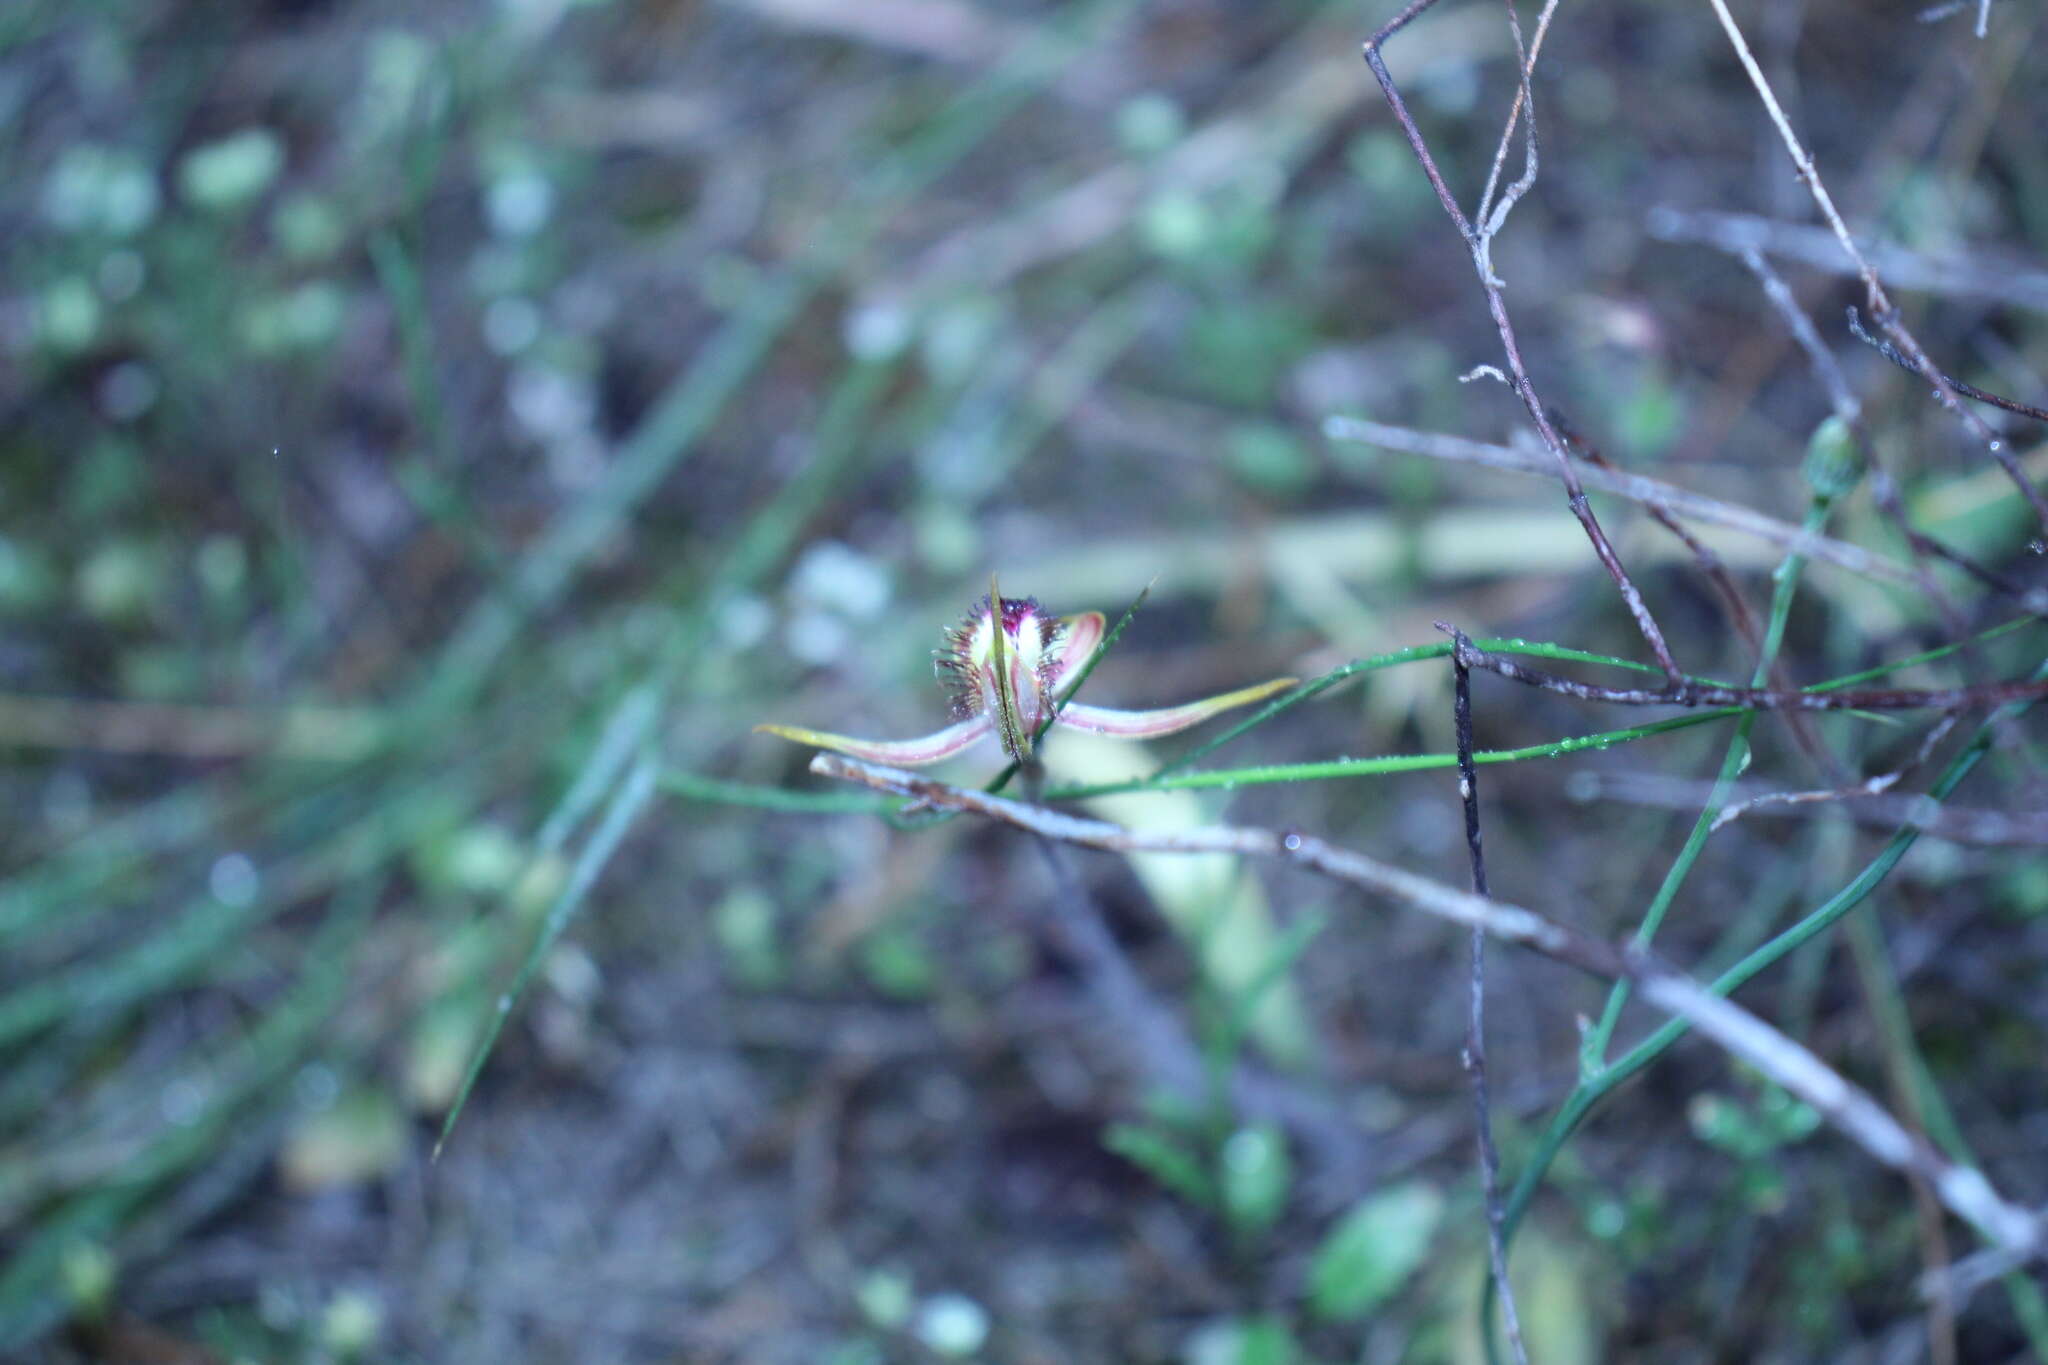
[{"x1": 3, "y1": 0, "x2": 2046, "y2": 1359}]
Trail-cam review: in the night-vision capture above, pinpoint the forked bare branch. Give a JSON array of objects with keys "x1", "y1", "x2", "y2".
[
  {"x1": 1473, "y1": 0, "x2": 1561, "y2": 276},
  {"x1": 809, "y1": 753, "x2": 2047, "y2": 1264},
  {"x1": 1569, "y1": 772, "x2": 2048, "y2": 847},
  {"x1": 1646, "y1": 208, "x2": 2048, "y2": 314},
  {"x1": 1442, "y1": 627, "x2": 2048, "y2": 711},
  {"x1": 1321, "y1": 415, "x2": 1940, "y2": 592},
  {"x1": 1703, "y1": 0, "x2": 2048, "y2": 529},
  {"x1": 1848, "y1": 308, "x2": 2048, "y2": 425},
  {"x1": 1361, "y1": 0, "x2": 1686, "y2": 682},
  {"x1": 1731, "y1": 248, "x2": 2047, "y2": 635}
]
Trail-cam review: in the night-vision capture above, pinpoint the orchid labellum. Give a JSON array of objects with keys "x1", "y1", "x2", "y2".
[{"x1": 757, "y1": 593, "x2": 1297, "y2": 767}]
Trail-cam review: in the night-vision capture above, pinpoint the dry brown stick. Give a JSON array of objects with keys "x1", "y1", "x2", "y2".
[
  {"x1": 1729, "y1": 245, "x2": 2005, "y2": 797},
  {"x1": 1704, "y1": 0, "x2": 2048, "y2": 530},
  {"x1": 1450, "y1": 647, "x2": 1529, "y2": 1365},
  {"x1": 1014, "y1": 764, "x2": 1376, "y2": 1200},
  {"x1": 1646, "y1": 208, "x2": 2048, "y2": 314},
  {"x1": 1579, "y1": 441, "x2": 1767, "y2": 655},
  {"x1": 809, "y1": 752, "x2": 2047, "y2": 1262},
  {"x1": 1551, "y1": 411, "x2": 1850, "y2": 784},
  {"x1": 1733, "y1": 248, "x2": 2047, "y2": 623},
  {"x1": 1848, "y1": 307, "x2": 2048, "y2": 425},
  {"x1": 1706, "y1": 712, "x2": 1961, "y2": 833},
  {"x1": 1550, "y1": 414, "x2": 1761, "y2": 660},
  {"x1": 1730, "y1": 242, "x2": 2047, "y2": 822},
  {"x1": 1322, "y1": 415, "x2": 1939, "y2": 591},
  {"x1": 1569, "y1": 770, "x2": 2048, "y2": 847},
  {"x1": 1445, "y1": 628, "x2": 2048, "y2": 711},
  {"x1": 1471, "y1": 0, "x2": 1561, "y2": 281},
  {"x1": 1360, "y1": 0, "x2": 1686, "y2": 684}
]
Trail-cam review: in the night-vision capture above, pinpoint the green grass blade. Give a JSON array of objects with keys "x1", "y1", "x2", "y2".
[
  {"x1": 0, "y1": 875, "x2": 380, "y2": 1347},
  {"x1": 1481, "y1": 493, "x2": 1836, "y2": 1361},
  {"x1": 1492, "y1": 649, "x2": 2047, "y2": 1321},
  {"x1": 435, "y1": 756, "x2": 658, "y2": 1156},
  {"x1": 537, "y1": 683, "x2": 663, "y2": 851},
  {"x1": 1042, "y1": 710, "x2": 1738, "y2": 801}
]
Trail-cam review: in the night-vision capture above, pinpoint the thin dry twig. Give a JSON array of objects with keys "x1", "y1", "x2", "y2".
[
  {"x1": 1703, "y1": 0, "x2": 2048, "y2": 529},
  {"x1": 1361, "y1": 0, "x2": 1687, "y2": 683},
  {"x1": 1471, "y1": 0, "x2": 1560, "y2": 280},
  {"x1": 1450, "y1": 646, "x2": 1529, "y2": 1365},
  {"x1": 1567, "y1": 770, "x2": 2047, "y2": 847},
  {"x1": 1923, "y1": 1234, "x2": 2046, "y2": 1313},
  {"x1": 1706, "y1": 712, "x2": 1960, "y2": 833},
  {"x1": 1547, "y1": 407, "x2": 1851, "y2": 787},
  {"x1": 1730, "y1": 237, "x2": 2032, "y2": 839},
  {"x1": 808, "y1": 752, "x2": 2048, "y2": 1263},
  {"x1": 1646, "y1": 208, "x2": 2048, "y2": 314},
  {"x1": 1015, "y1": 765, "x2": 1375, "y2": 1198},
  {"x1": 1545, "y1": 409, "x2": 1777, "y2": 661},
  {"x1": 1730, "y1": 248, "x2": 2048, "y2": 623},
  {"x1": 1729, "y1": 239, "x2": 2048, "y2": 829},
  {"x1": 1321, "y1": 415, "x2": 1938, "y2": 592},
  {"x1": 1848, "y1": 308, "x2": 2048, "y2": 425},
  {"x1": 1916, "y1": 0, "x2": 2001, "y2": 39},
  {"x1": 1443, "y1": 627, "x2": 2048, "y2": 712}
]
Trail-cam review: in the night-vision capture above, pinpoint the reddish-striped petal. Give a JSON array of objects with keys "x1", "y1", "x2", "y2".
[
  {"x1": 1053, "y1": 677, "x2": 1297, "y2": 739},
  {"x1": 753, "y1": 716, "x2": 992, "y2": 766},
  {"x1": 1049, "y1": 611, "x2": 1107, "y2": 697}
]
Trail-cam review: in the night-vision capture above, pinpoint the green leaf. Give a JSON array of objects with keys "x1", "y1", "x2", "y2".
[
  {"x1": 177, "y1": 128, "x2": 285, "y2": 212},
  {"x1": 279, "y1": 1087, "x2": 407, "y2": 1190},
  {"x1": 1104, "y1": 1122, "x2": 1215, "y2": 1209},
  {"x1": 859, "y1": 925, "x2": 936, "y2": 1001},
  {"x1": 1226, "y1": 423, "x2": 1315, "y2": 499},
  {"x1": 713, "y1": 887, "x2": 786, "y2": 989},
  {"x1": 1307, "y1": 1180, "x2": 1443, "y2": 1323},
  {"x1": 1218, "y1": 1124, "x2": 1290, "y2": 1240},
  {"x1": 1185, "y1": 1314, "x2": 1300, "y2": 1365}
]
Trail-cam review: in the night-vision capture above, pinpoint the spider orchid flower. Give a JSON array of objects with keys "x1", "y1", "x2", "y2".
[{"x1": 756, "y1": 594, "x2": 1297, "y2": 767}]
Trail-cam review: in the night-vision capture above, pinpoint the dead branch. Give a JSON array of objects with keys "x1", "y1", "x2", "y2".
[
  {"x1": 1451, "y1": 640, "x2": 1529, "y2": 1365},
  {"x1": 1703, "y1": 0, "x2": 2048, "y2": 528},
  {"x1": 1848, "y1": 308, "x2": 2048, "y2": 425},
  {"x1": 1321, "y1": 415, "x2": 1936, "y2": 592},
  {"x1": 808, "y1": 752, "x2": 2047, "y2": 1263},
  {"x1": 1646, "y1": 208, "x2": 2048, "y2": 314},
  {"x1": 1443, "y1": 628, "x2": 2048, "y2": 712},
  {"x1": 1361, "y1": 0, "x2": 1686, "y2": 682}
]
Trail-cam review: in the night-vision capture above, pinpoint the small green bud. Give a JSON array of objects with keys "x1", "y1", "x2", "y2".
[
  {"x1": 60, "y1": 1240, "x2": 115, "y2": 1321},
  {"x1": 320, "y1": 1289, "x2": 383, "y2": 1358},
  {"x1": 1801, "y1": 415, "x2": 1863, "y2": 502}
]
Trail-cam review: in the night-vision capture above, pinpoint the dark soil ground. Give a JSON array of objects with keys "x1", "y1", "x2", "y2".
[{"x1": 3, "y1": 1, "x2": 2046, "y2": 1361}]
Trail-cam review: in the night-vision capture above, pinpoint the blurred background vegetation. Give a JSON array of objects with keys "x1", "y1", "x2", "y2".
[{"x1": 3, "y1": 0, "x2": 2045, "y2": 1360}]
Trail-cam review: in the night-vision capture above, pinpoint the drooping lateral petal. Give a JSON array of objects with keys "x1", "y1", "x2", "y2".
[
  {"x1": 753, "y1": 716, "x2": 991, "y2": 766},
  {"x1": 1048, "y1": 611, "x2": 1107, "y2": 697},
  {"x1": 1053, "y1": 677, "x2": 1299, "y2": 738}
]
